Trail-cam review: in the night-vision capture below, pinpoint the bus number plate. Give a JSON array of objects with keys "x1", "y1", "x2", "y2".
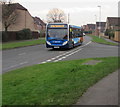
[{"x1": 54, "y1": 46, "x2": 59, "y2": 48}]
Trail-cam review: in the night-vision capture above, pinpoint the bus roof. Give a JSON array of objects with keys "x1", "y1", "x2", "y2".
[{"x1": 70, "y1": 25, "x2": 81, "y2": 29}]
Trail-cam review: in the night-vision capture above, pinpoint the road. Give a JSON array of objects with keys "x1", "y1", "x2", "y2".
[{"x1": 2, "y1": 36, "x2": 119, "y2": 73}]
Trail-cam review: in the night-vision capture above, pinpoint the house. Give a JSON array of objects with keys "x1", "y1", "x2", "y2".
[
  {"x1": 33, "y1": 17, "x2": 46, "y2": 32},
  {"x1": 95, "y1": 22, "x2": 106, "y2": 36},
  {"x1": 105, "y1": 17, "x2": 120, "y2": 42},
  {"x1": 105, "y1": 17, "x2": 120, "y2": 31},
  {"x1": 83, "y1": 24, "x2": 95, "y2": 34},
  {"x1": 96, "y1": 22, "x2": 106, "y2": 33},
  {"x1": 33, "y1": 17, "x2": 46, "y2": 37},
  {"x1": 2, "y1": 3, "x2": 37, "y2": 32},
  {"x1": 2, "y1": 3, "x2": 46, "y2": 41},
  {"x1": 87, "y1": 24, "x2": 95, "y2": 31}
]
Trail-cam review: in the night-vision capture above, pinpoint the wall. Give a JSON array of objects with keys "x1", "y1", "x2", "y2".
[
  {"x1": 6, "y1": 9, "x2": 37, "y2": 32},
  {"x1": 114, "y1": 31, "x2": 120, "y2": 42}
]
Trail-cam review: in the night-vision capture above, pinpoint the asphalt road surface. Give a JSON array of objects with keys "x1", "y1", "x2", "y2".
[{"x1": 2, "y1": 36, "x2": 119, "y2": 73}]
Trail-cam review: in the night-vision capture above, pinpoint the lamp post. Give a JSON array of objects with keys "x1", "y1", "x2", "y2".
[
  {"x1": 95, "y1": 15, "x2": 97, "y2": 36},
  {"x1": 97, "y1": 5, "x2": 101, "y2": 38}
]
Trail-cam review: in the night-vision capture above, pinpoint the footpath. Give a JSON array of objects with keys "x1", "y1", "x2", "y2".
[
  {"x1": 75, "y1": 70, "x2": 119, "y2": 105},
  {"x1": 102, "y1": 37, "x2": 119, "y2": 44}
]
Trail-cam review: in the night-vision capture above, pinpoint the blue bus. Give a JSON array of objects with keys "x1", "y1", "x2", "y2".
[{"x1": 46, "y1": 23, "x2": 84, "y2": 49}]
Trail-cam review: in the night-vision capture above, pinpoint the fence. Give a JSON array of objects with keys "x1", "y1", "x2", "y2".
[{"x1": 114, "y1": 31, "x2": 120, "y2": 42}]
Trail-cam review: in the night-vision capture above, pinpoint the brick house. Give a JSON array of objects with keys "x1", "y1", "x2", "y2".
[
  {"x1": 83, "y1": 24, "x2": 95, "y2": 34},
  {"x1": 2, "y1": 3, "x2": 37, "y2": 32},
  {"x1": 33, "y1": 17, "x2": 46, "y2": 37},
  {"x1": 105, "y1": 17, "x2": 120, "y2": 42},
  {"x1": 33, "y1": 17, "x2": 46, "y2": 32},
  {"x1": 95, "y1": 22, "x2": 106, "y2": 36},
  {"x1": 105, "y1": 17, "x2": 120, "y2": 31},
  {"x1": 2, "y1": 3, "x2": 46, "y2": 41}
]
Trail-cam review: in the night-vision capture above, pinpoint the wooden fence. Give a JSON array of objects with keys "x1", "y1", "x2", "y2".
[{"x1": 114, "y1": 31, "x2": 120, "y2": 42}]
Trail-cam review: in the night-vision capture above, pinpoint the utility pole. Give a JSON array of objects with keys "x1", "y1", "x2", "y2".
[{"x1": 98, "y1": 5, "x2": 101, "y2": 38}]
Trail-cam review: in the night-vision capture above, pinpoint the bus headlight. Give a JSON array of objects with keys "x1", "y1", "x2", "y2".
[
  {"x1": 46, "y1": 41, "x2": 51, "y2": 45},
  {"x1": 62, "y1": 41, "x2": 68, "y2": 45}
]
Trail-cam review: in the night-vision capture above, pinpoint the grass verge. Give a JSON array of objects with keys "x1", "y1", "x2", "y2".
[
  {"x1": 88, "y1": 35, "x2": 118, "y2": 46},
  {"x1": 1, "y1": 39, "x2": 45, "y2": 50},
  {"x1": 3, "y1": 57, "x2": 119, "y2": 105}
]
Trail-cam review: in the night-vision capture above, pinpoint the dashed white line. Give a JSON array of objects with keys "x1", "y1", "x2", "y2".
[
  {"x1": 53, "y1": 49, "x2": 83, "y2": 62},
  {"x1": 51, "y1": 57, "x2": 56, "y2": 60},
  {"x1": 19, "y1": 61, "x2": 28, "y2": 65},
  {"x1": 10, "y1": 65, "x2": 18, "y2": 68},
  {"x1": 4, "y1": 61, "x2": 28, "y2": 71},
  {"x1": 39, "y1": 41, "x2": 92, "y2": 64},
  {"x1": 41, "y1": 61, "x2": 47, "y2": 64},
  {"x1": 46, "y1": 59, "x2": 52, "y2": 62},
  {"x1": 18, "y1": 53, "x2": 26, "y2": 56}
]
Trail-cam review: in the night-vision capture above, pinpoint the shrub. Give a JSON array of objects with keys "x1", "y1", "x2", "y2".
[
  {"x1": 105, "y1": 29, "x2": 110, "y2": 36},
  {"x1": 16, "y1": 29, "x2": 32, "y2": 40},
  {"x1": 105, "y1": 29, "x2": 115, "y2": 38},
  {"x1": 109, "y1": 32, "x2": 114, "y2": 38},
  {"x1": 2, "y1": 31, "x2": 8, "y2": 42},
  {"x1": 40, "y1": 30, "x2": 45, "y2": 37},
  {"x1": 84, "y1": 31, "x2": 92, "y2": 34}
]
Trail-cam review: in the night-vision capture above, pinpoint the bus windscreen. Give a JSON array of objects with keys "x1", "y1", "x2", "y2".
[{"x1": 47, "y1": 28, "x2": 68, "y2": 40}]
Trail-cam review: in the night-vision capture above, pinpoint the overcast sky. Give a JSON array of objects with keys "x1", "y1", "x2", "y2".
[{"x1": 15, "y1": 0, "x2": 119, "y2": 26}]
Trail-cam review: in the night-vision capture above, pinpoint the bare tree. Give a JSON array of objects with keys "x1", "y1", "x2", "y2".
[
  {"x1": 2, "y1": 0, "x2": 19, "y2": 32},
  {"x1": 47, "y1": 8, "x2": 66, "y2": 23}
]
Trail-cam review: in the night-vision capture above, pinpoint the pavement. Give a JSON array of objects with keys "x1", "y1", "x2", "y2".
[
  {"x1": 102, "y1": 36, "x2": 119, "y2": 44},
  {"x1": 75, "y1": 70, "x2": 119, "y2": 105}
]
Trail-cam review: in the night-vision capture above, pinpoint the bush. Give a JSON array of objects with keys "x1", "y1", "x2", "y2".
[
  {"x1": 105, "y1": 29, "x2": 115, "y2": 38},
  {"x1": 84, "y1": 31, "x2": 92, "y2": 34},
  {"x1": 109, "y1": 32, "x2": 114, "y2": 38},
  {"x1": 16, "y1": 29, "x2": 32, "y2": 40},
  {"x1": 105, "y1": 29, "x2": 110, "y2": 36},
  {"x1": 2, "y1": 31, "x2": 8, "y2": 42},
  {"x1": 40, "y1": 30, "x2": 45, "y2": 37}
]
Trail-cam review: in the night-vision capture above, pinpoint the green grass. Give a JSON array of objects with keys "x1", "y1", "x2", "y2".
[
  {"x1": 1, "y1": 39, "x2": 45, "y2": 50},
  {"x1": 3, "y1": 57, "x2": 119, "y2": 105},
  {"x1": 88, "y1": 35, "x2": 118, "y2": 46}
]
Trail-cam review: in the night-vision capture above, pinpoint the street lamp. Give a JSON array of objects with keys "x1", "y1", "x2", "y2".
[
  {"x1": 97, "y1": 5, "x2": 101, "y2": 38},
  {"x1": 95, "y1": 15, "x2": 97, "y2": 36}
]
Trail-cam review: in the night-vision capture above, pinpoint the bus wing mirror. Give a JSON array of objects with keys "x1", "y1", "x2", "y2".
[{"x1": 83, "y1": 33, "x2": 86, "y2": 36}]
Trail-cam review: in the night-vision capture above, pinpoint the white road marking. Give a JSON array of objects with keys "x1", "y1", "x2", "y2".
[
  {"x1": 41, "y1": 61, "x2": 47, "y2": 64},
  {"x1": 3, "y1": 41, "x2": 92, "y2": 71},
  {"x1": 39, "y1": 41, "x2": 92, "y2": 64},
  {"x1": 18, "y1": 53, "x2": 26, "y2": 56},
  {"x1": 51, "y1": 57, "x2": 56, "y2": 60},
  {"x1": 4, "y1": 61, "x2": 28, "y2": 71},
  {"x1": 10, "y1": 65, "x2": 18, "y2": 68},
  {"x1": 53, "y1": 49, "x2": 83, "y2": 62},
  {"x1": 46, "y1": 59, "x2": 52, "y2": 62},
  {"x1": 19, "y1": 61, "x2": 28, "y2": 65}
]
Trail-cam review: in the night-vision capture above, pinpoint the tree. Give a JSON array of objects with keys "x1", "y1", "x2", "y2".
[
  {"x1": 2, "y1": 0, "x2": 19, "y2": 32},
  {"x1": 46, "y1": 8, "x2": 66, "y2": 23},
  {"x1": 1, "y1": 0, "x2": 19, "y2": 41}
]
